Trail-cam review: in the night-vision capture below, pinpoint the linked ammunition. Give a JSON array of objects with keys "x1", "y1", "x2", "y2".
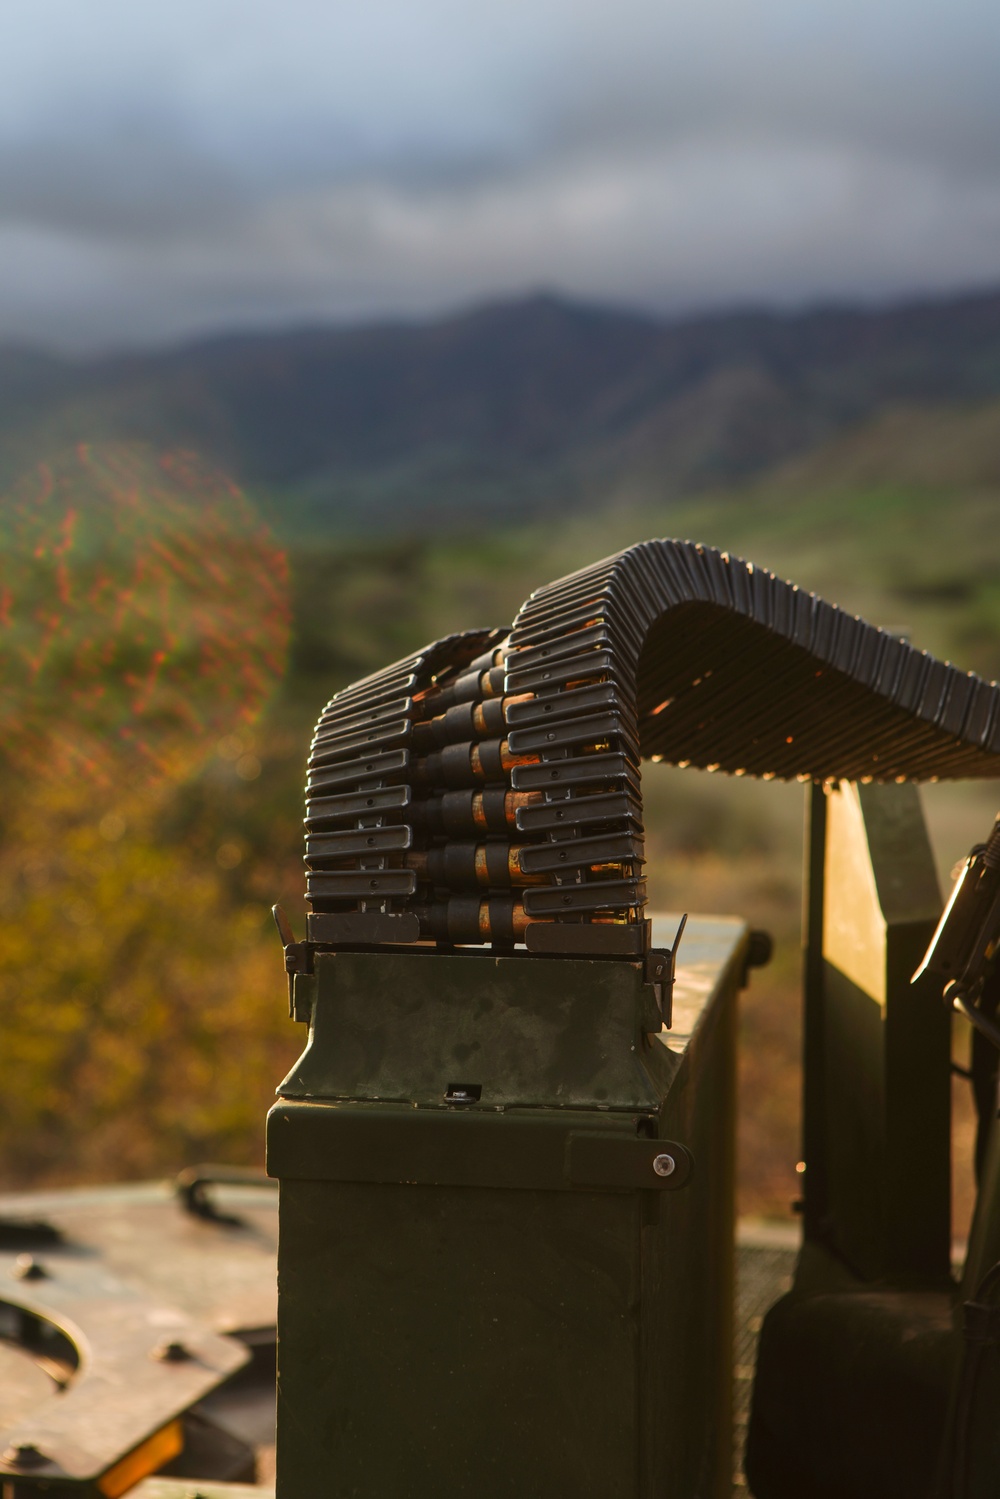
[{"x1": 303, "y1": 540, "x2": 1000, "y2": 953}]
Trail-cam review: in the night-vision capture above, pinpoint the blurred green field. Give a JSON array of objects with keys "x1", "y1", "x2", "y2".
[{"x1": 2, "y1": 456, "x2": 998, "y2": 1229}]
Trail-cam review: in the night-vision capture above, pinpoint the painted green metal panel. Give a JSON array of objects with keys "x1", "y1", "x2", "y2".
[
  {"x1": 269, "y1": 923, "x2": 746, "y2": 1499},
  {"x1": 806, "y1": 781, "x2": 949, "y2": 1280},
  {"x1": 277, "y1": 1179, "x2": 642, "y2": 1497},
  {"x1": 277, "y1": 949, "x2": 666, "y2": 1112}
]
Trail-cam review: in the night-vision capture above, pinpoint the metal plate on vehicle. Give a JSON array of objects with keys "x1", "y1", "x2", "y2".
[
  {"x1": 0, "y1": 1246, "x2": 248, "y2": 1482},
  {"x1": 0, "y1": 1182, "x2": 278, "y2": 1338},
  {"x1": 133, "y1": 1483, "x2": 273, "y2": 1498}
]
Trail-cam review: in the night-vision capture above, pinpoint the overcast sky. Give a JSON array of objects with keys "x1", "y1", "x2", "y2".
[{"x1": 4, "y1": 0, "x2": 1000, "y2": 350}]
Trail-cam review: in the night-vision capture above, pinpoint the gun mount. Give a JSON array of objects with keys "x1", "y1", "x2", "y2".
[{"x1": 6, "y1": 536, "x2": 1000, "y2": 1497}]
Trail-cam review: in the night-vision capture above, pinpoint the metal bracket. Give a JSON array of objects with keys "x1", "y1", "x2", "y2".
[
  {"x1": 268, "y1": 1102, "x2": 694, "y2": 1194},
  {"x1": 272, "y1": 905, "x2": 315, "y2": 1018},
  {"x1": 644, "y1": 913, "x2": 687, "y2": 1029},
  {"x1": 565, "y1": 1134, "x2": 693, "y2": 1191}
]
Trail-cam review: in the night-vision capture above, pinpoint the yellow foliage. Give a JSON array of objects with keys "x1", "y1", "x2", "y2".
[
  {"x1": 0, "y1": 443, "x2": 297, "y2": 1187},
  {"x1": 0, "y1": 763, "x2": 298, "y2": 1189}
]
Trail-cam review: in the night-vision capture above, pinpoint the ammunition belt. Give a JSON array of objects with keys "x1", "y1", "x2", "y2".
[
  {"x1": 304, "y1": 629, "x2": 506, "y2": 946},
  {"x1": 304, "y1": 540, "x2": 1000, "y2": 953}
]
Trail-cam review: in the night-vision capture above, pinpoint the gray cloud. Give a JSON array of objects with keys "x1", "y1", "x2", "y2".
[
  {"x1": 2, "y1": 0, "x2": 1000, "y2": 348},
  {"x1": 0, "y1": 127, "x2": 248, "y2": 240}
]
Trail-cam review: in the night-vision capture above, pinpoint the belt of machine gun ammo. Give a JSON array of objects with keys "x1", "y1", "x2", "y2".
[{"x1": 303, "y1": 539, "x2": 1000, "y2": 955}]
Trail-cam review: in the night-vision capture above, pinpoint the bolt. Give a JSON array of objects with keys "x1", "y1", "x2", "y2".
[
  {"x1": 652, "y1": 1153, "x2": 676, "y2": 1178},
  {"x1": 152, "y1": 1338, "x2": 192, "y2": 1362},
  {"x1": 12, "y1": 1254, "x2": 48, "y2": 1281},
  {"x1": 3, "y1": 1442, "x2": 47, "y2": 1468}
]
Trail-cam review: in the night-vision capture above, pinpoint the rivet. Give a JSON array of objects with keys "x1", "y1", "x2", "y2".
[
  {"x1": 12, "y1": 1254, "x2": 47, "y2": 1281},
  {"x1": 652, "y1": 1153, "x2": 676, "y2": 1178}
]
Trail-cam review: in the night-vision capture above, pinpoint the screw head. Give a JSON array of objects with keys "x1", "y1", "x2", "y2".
[
  {"x1": 652, "y1": 1153, "x2": 676, "y2": 1178},
  {"x1": 3, "y1": 1442, "x2": 47, "y2": 1468},
  {"x1": 152, "y1": 1338, "x2": 191, "y2": 1362}
]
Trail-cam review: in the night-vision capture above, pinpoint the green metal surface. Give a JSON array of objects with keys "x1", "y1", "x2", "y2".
[
  {"x1": 278, "y1": 947, "x2": 665, "y2": 1111},
  {"x1": 268, "y1": 1102, "x2": 693, "y2": 1192},
  {"x1": 269, "y1": 918, "x2": 746, "y2": 1499}
]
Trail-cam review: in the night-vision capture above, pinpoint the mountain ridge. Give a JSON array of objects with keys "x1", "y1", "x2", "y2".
[{"x1": 4, "y1": 286, "x2": 1000, "y2": 532}]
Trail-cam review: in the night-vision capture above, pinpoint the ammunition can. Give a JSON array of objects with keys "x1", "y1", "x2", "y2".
[{"x1": 267, "y1": 915, "x2": 747, "y2": 1498}]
